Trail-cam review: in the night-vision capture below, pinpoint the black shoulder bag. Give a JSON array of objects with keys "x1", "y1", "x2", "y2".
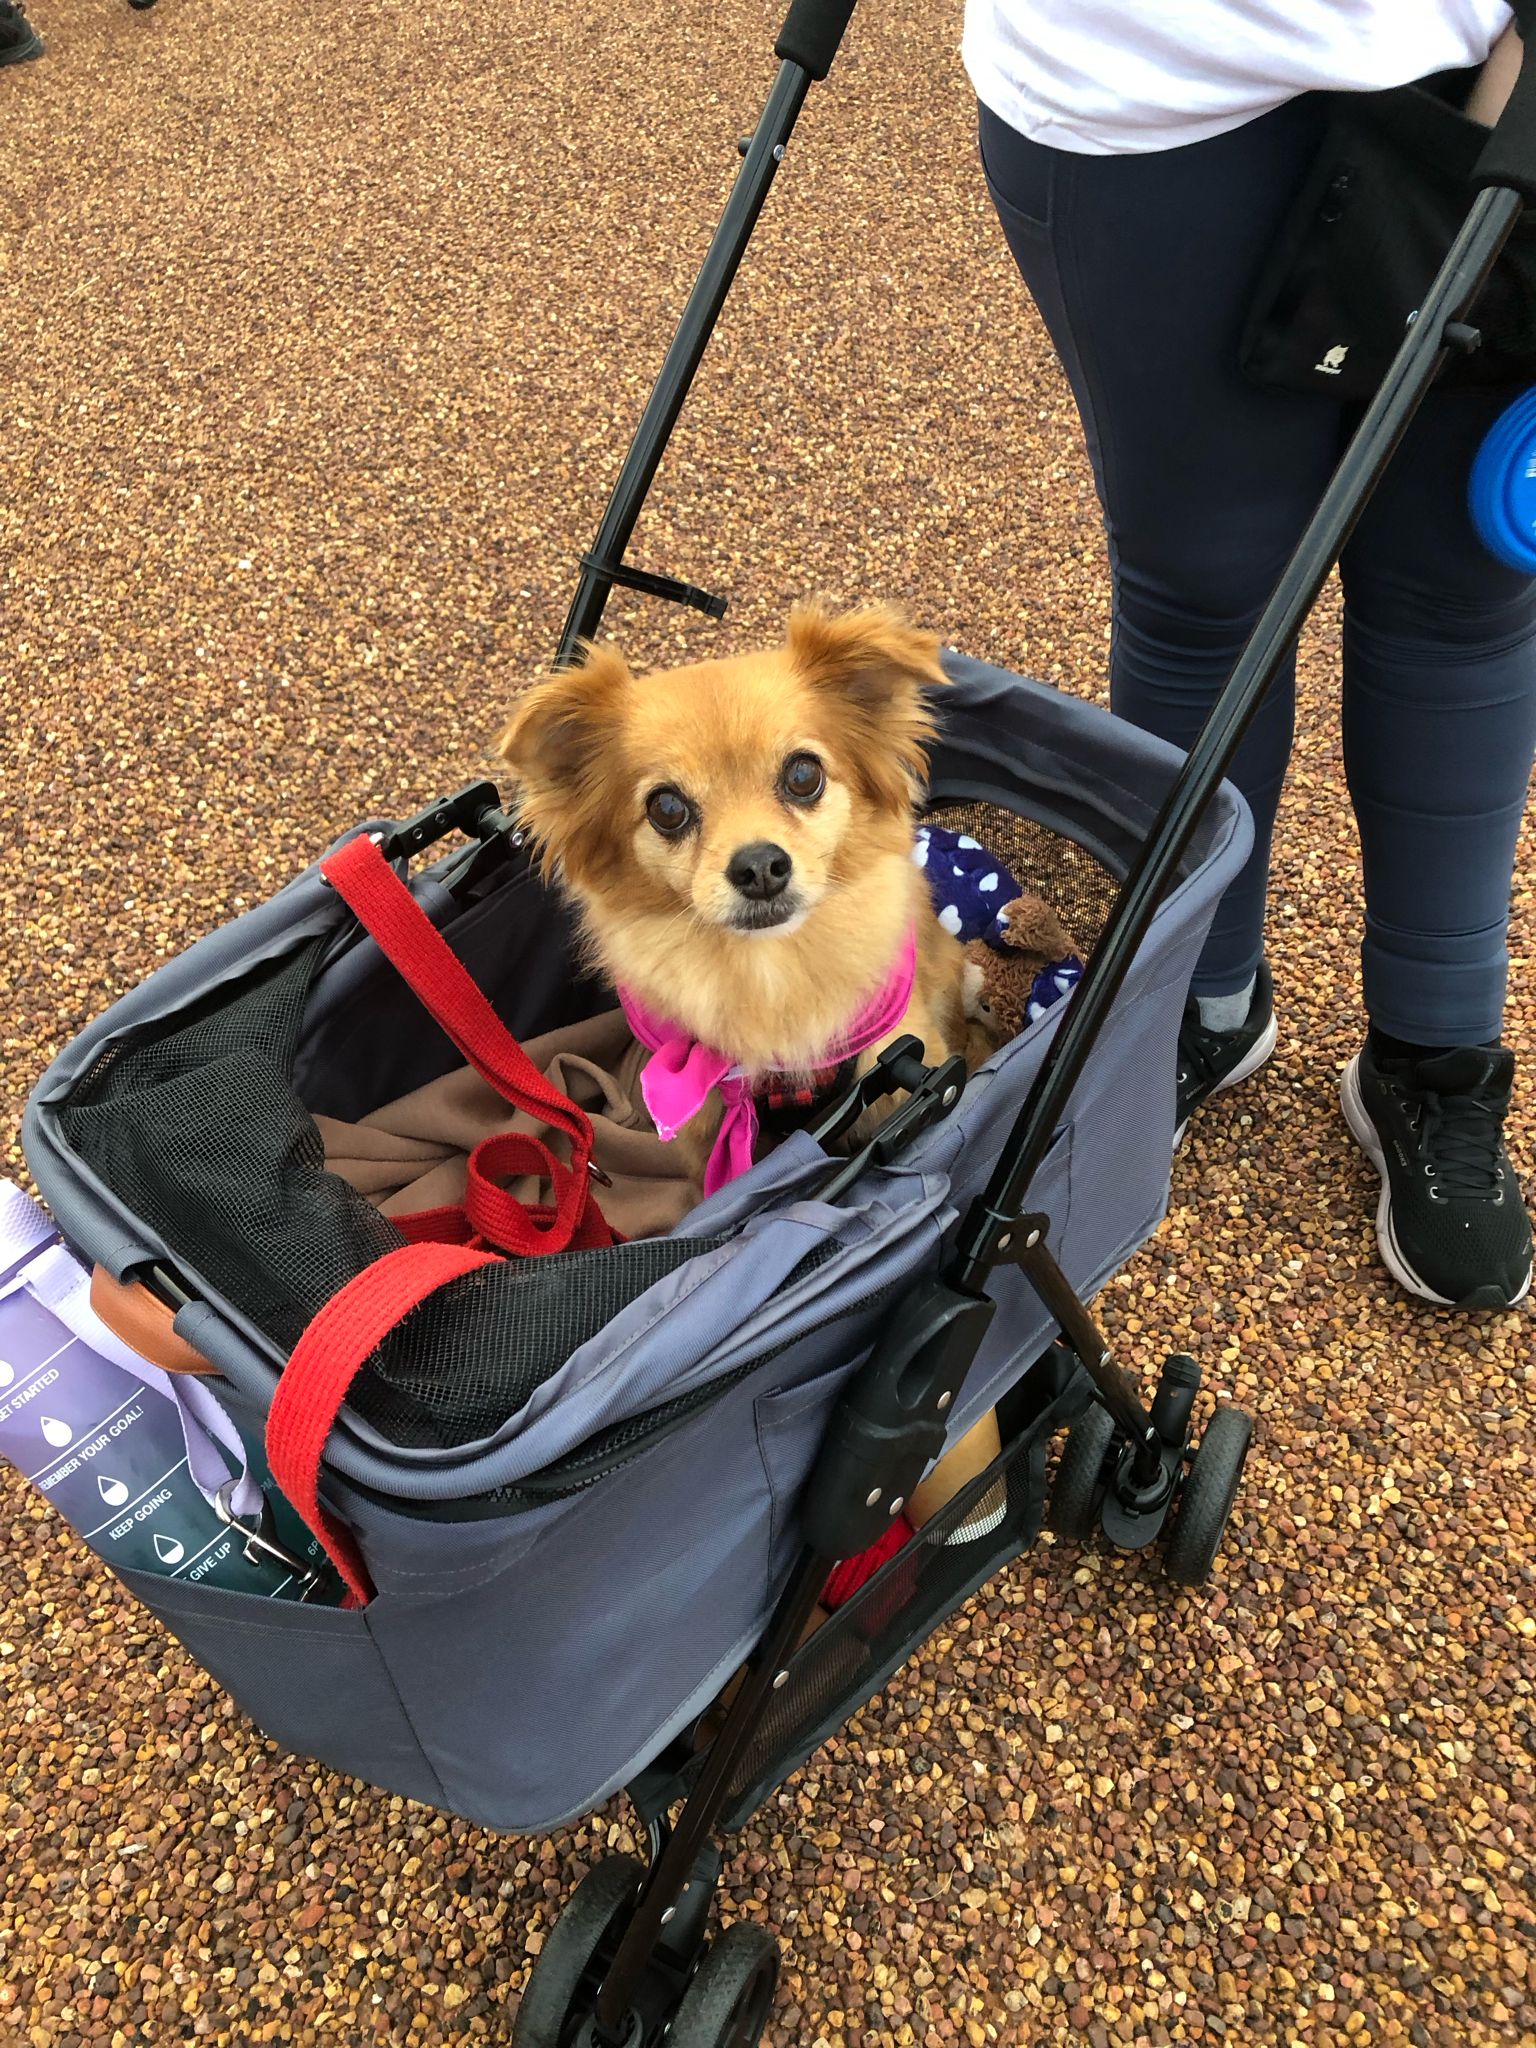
[{"x1": 1240, "y1": 68, "x2": 1536, "y2": 401}]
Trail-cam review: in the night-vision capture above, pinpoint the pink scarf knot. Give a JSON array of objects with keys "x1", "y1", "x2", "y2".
[{"x1": 620, "y1": 929, "x2": 919, "y2": 1198}]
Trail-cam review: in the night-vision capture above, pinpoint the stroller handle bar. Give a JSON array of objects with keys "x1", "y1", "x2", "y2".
[
  {"x1": 553, "y1": 5, "x2": 858, "y2": 663},
  {"x1": 1476, "y1": 0, "x2": 1536, "y2": 201},
  {"x1": 554, "y1": 57, "x2": 815, "y2": 666},
  {"x1": 775, "y1": 0, "x2": 859, "y2": 82}
]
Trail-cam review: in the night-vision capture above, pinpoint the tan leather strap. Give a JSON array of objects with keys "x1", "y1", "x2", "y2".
[{"x1": 89, "y1": 1267, "x2": 216, "y2": 1377}]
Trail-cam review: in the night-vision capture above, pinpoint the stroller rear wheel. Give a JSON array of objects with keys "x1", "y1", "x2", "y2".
[
  {"x1": 512, "y1": 1854, "x2": 644, "y2": 2048},
  {"x1": 1164, "y1": 1405, "x2": 1253, "y2": 1586},
  {"x1": 666, "y1": 1923, "x2": 781, "y2": 2048},
  {"x1": 1046, "y1": 1401, "x2": 1117, "y2": 1541}
]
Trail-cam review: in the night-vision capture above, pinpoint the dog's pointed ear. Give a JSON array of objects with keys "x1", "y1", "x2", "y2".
[
  {"x1": 787, "y1": 603, "x2": 949, "y2": 704},
  {"x1": 494, "y1": 643, "x2": 632, "y2": 879},
  {"x1": 788, "y1": 603, "x2": 947, "y2": 805},
  {"x1": 496, "y1": 643, "x2": 632, "y2": 789}
]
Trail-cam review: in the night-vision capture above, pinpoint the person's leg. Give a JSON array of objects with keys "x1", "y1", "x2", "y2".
[
  {"x1": 1333, "y1": 390, "x2": 1536, "y2": 1306},
  {"x1": 978, "y1": 94, "x2": 1340, "y2": 1006},
  {"x1": 1340, "y1": 391, "x2": 1536, "y2": 1045}
]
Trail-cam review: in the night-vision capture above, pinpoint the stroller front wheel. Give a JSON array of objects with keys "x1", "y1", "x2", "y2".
[
  {"x1": 1046, "y1": 1401, "x2": 1117, "y2": 1542},
  {"x1": 1163, "y1": 1405, "x2": 1253, "y2": 1586},
  {"x1": 666, "y1": 1922, "x2": 781, "y2": 2048},
  {"x1": 512, "y1": 1854, "x2": 645, "y2": 2048}
]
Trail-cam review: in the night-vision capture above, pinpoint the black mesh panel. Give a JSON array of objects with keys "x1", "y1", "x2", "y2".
[
  {"x1": 719, "y1": 1426, "x2": 1051, "y2": 1828},
  {"x1": 352, "y1": 1238, "x2": 730, "y2": 1450},
  {"x1": 56, "y1": 940, "x2": 719, "y2": 1448},
  {"x1": 59, "y1": 944, "x2": 398, "y2": 1348}
]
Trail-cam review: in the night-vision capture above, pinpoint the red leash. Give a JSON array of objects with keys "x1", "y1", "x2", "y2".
[
  {"x1": 267, "y1": 833, "x2": 616, "y2": 1600},
  {"x1": 319, "y1": 832, "x2": 612, "y2": 1258},
  {"x1": 268, "y1": 1242, "x2": 496, "y2": 1607}
]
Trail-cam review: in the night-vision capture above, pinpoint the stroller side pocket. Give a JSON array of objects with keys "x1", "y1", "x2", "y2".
[
  {"x1": 754, "y1": 1343, "x2": 877, "y2": 1605},
  {"x1": 115, "y1": 1566, "x2": 444, "y2": 1809}
]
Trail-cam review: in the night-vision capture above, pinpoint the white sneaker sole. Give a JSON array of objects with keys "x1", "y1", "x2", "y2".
[
  {"x1": 1173, "y1": 1010, "x2": 1280, "y2": 1150},
  {"x1": 939, "y1": 1478, "x2": 1009, "y2": 1547},
  {"x1": 1339, "y1": 1055, "x2": 1533, "y2": 1310}
]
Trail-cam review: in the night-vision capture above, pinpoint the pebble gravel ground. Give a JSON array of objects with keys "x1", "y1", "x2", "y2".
[{"x1": 3, "y1": 4, "x2": 1534, "y2": 2045}]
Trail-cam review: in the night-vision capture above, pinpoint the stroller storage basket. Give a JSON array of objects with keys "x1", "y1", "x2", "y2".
[{"x1": 24, "y1": 653, "x2": 1249, "y2": 1835}]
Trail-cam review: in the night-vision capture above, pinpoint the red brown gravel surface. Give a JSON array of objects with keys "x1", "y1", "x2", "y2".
[{"x1": 3, "y1": 4, "x2": 1534, "y2": 2046}]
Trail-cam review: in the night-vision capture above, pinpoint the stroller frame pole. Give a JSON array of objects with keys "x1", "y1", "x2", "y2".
[
  {"x1": 590, "y1": 1552, "x2": 833, "y2": 2038},
  {"x1": 554, "y1": 57, "x2": 816, "y2": 669}
]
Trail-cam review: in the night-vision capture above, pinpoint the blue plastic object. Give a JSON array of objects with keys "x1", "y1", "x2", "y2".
[{"x1": 1469, "y1": 387, "x2": 1536, "y2": 571}]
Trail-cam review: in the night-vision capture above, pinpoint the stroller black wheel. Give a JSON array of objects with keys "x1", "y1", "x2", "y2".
[
  {"x1": 666, "y1": 1922, "x2": 781, "y2": 2048},
  {"x1": 511, "y1": 1855, "x2": 644, "y2": 2048},
  {"x1": 1047, "y1": 1401, "x2": 1117, "y2": 1542},
  {"x1": 1163, "y1": 1405, "x2": 1253, "y2": 1586}
]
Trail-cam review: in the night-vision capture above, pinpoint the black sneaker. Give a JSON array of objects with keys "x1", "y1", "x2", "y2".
[
  {"x1": 1174, "y1": 958, "x2": 1278, "y2": 1144},
  {"x1": 1340, "y1": 1041, "x2": 1533, "y2": 1310},
  {"x1": 0, "y1": 1, "x2": 42, "y2": 64}
]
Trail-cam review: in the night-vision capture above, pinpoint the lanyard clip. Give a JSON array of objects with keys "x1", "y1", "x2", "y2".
[{"x1": 214, "y1": 1482, "x2": 326, "y2": 1601}]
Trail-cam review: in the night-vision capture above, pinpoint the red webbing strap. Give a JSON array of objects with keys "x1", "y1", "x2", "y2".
[
  {"x1": 397, "y1": 1147, "x2": 621, "y2": 1253},
  {"x1": 461, "y1": 1134, "x2": 618, "y2": 1252},
  {"x1": 392, "y1": 1135, "x2": 619, "y2": 1257},
  {"x1": 320, "y1": 832, "x2": 610, "y2": 1255},
  {"x1": 267, "y1": 1241, "x2": 498, "y2": 1607}
]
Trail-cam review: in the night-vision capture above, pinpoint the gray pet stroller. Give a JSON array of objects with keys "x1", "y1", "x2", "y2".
[{"x1": 23, "y1": 1, "x2": 1536, "y2": 2042}]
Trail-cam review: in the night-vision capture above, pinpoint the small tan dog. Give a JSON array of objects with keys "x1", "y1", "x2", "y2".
[
  {"x1": 498, "y1": 601, "x2": 1006, "y2": 1576},
  {"x1": 497, "y1": 602, "x2": 979, "y2": 1189}
]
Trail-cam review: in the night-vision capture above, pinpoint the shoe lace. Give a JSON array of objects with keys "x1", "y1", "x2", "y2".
[
  {"x1": 1176, "y1": 1015, "x2": 1229, "y2": 1093},
  {"x1": 1401, "y1": 1085, "x2": 1506, "y2": 1201}
]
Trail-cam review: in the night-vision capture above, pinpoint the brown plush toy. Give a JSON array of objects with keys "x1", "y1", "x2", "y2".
[{"x1": 964, "y1": 893, "x2": 1081, "y2": 1047}]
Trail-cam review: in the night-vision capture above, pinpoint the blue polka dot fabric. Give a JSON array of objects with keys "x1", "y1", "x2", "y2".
[
  {"x1": 1025, "y1": 956, "x2": 1083, "y2": 1025},
  {"x1": 915, "y1": 825, "x2": 1082, "y2": 1028},
  {"x1": 913, "y1": 824, "x2": 1024, "y2": 949}
]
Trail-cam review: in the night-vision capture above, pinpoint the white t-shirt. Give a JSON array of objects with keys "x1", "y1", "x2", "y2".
[{"x1": 963, "y1": 1, "x2": 1515, "y2": 154}]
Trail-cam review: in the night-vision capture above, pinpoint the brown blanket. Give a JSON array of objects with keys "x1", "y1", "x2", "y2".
[{"x1": 315, "y1": 1009, "x2": 696, "y2": 1241}]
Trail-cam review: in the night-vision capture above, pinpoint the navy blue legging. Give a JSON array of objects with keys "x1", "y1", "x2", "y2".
[{"x1": 980, "y1": 94, "x2": 1536, "y2": 1046}]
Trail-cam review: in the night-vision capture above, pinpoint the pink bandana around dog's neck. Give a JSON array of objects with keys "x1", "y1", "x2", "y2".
[{"x1": 619, "y1": 928, "x2": 919, "y2": 1198}]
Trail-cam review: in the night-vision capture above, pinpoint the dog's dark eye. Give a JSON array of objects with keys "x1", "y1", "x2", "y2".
[
  {"x1": 645, "y1": 786, "x2": 694, "y2": 837},
  {"x1": 780, "y1": 752, "x2": 826, "y2": 805}
]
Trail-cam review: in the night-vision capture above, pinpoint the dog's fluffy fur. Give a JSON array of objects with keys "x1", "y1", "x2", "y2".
[{"x1": 497, "y1": 604, "x2": 976, "y2": 1184}]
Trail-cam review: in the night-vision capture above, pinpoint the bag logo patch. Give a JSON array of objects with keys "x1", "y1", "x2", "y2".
[{"x1": 1315, "y1": 344, "x2": 1349, "y2": 375}]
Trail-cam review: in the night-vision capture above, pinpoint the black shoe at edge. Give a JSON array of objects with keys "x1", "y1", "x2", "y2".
[
  {"x1": 1341, "y1": 1040, "x2": 1533, "y2": 1311},
  {"x1": 0, "y1": 1, "x2": 43, "y2": 65},
  {"x1": 1175, "y1": 959, "x2": 1278, "y2": 1144}
]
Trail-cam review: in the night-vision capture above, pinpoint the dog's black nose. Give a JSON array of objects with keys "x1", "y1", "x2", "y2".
[{"x1": 727, "y1": 841, "x2": 793, "y2": 901}]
